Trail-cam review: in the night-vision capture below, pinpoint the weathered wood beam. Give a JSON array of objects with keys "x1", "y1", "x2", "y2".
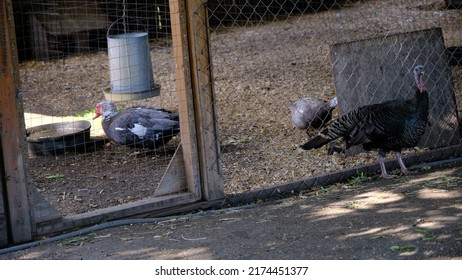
[
  {"x1": 184, "y1": 0, "x2": 224, "y2": 201},
  {"x1": 169, "y1": 0, "x2": 202, "y2": 198},
  {"x1": 154, "y1": 145, "x2": 187, "y2": 196},
  {"x1": 35, "y1": 193, "x2": 199, "y2": 236},
  {"x1": 169, "y1": 0, "x2": 224, "y2": 201},
  {"x1": 0, "y1": 0, "x2": 32, "y2": 244},
  {"x1": 0, "y1": 129, "x2": 8, "y2": 246}
]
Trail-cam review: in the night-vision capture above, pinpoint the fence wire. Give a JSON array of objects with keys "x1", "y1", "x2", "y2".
[
  {"x1": 13, "y1": 0, "x2": 181, "y2": 219},
  {"x1": 9, "y1": 0, "x2": 462, "y2": 220},
  {"x1": 203, "y1": 0, "x2": 462, "y2": 205}
]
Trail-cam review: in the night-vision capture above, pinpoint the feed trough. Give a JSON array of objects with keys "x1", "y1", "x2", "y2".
[{"x1": 26, "y1": 120, "x2": 92, "y2": 156}]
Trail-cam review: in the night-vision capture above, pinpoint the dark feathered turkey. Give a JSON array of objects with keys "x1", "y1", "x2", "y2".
[
  {"x1": 300, "y1": 65, "x2": 428, "y2": 179},
  {"x1": 93, "y1": 100, "x2": 180, "y2": 149},
  {"x1": 290, "y1": 96, "x2": 338, "y2": 131}
]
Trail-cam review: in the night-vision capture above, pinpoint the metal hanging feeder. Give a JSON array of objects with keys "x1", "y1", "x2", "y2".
[{"x1": 105, "y1": 18, "x2": 160, "y2": 101}]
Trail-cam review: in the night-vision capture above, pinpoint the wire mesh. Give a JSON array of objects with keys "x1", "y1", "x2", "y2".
[
  {"x1": 8, "y1": 0, "x2": 462, "y2": 220},
  {"x1": 13, "y1": 0, "x2": 183, "y2": 219},
  {"x1": 203, "y1": 0, "x2": 462, "y2": 204}
]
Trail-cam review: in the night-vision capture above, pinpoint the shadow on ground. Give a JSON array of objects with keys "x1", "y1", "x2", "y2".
[{"x1": 1, "y1": 163, "x2": 462, "y2": 260}]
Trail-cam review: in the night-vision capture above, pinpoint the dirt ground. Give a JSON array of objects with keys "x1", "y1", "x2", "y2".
[{"x1": 1, "y1": 161, "x2": 461, "y2": 260}]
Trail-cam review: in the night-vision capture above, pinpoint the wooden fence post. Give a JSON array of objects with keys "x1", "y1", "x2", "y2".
[
  {"x1": 185, "y1": 0, "x2": 224, "y2": 201},
  {"x1": 0, "y1": 0, "x2": 32, "y2": 244},
  {"x1": 0, "y1": 129, "x2": 7, "y2": 246},
  {"x1": 170, "y1": 0, "x2": 224, "y2": 201},
  {"x1": 169, "y1": 0, "x2": 202, "y2": 198}
]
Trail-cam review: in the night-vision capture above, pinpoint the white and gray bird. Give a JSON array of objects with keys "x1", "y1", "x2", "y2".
[
  {"x1": 93, "y1": 100, "x2": 180, "y2": 149},
  {"x1": 290, "y1": 96, "x2": 338, "y2": 131},
  {"x1": 300, "y1": 65, "x2": 429, "y2": 179}
]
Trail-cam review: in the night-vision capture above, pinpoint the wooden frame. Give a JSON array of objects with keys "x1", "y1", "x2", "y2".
[
  {"x1": 0, "y1": 0, "x2": 225, "y2": 241},
  {"x1": 186, "y1": 0, "x2": 224, "y2": 200},
  {"x1": 0, "y1": 0, "x2": 32, "y2": 244},
  {"x1": 171, "y1": 0, "x2": 224, "y2": 201},
  {"x1": 169, "y1": 0, "x2": 202, "y2": 198}
]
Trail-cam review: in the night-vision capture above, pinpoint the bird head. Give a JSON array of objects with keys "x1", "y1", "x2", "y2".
[
  {"x1": 93, "y1": 100, "x2": 117, "y2": 119},
  {"x1": 413, "y1": 65, "x2": 426, "y2": 93}
]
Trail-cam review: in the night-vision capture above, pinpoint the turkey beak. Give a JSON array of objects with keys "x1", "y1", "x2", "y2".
[{"x1": 93, "y1": 111, "x2": 101, "y2": 119}]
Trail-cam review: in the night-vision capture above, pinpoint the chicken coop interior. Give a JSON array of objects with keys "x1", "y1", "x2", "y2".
[{"x1": 1, "y1": 0, "x2": 461, "y2": 246}]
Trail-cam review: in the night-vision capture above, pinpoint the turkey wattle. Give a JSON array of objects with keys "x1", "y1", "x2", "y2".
[
  {"x1": 290, "y1": 96, "x2": 338, "y2": 131},
  {"x1": 300, "y1": 65, "x2": 429, "y2": 179},
  {"x1": 93, "y1": 100, "x2": 180, "y2": 149}
]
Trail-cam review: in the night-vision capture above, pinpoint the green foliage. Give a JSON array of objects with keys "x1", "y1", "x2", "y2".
[
  {"x1": 348, "y1": 172, "x2": 370, "y2": 185},
  {"x1": 414, "y1": 228, "x2": 432, "y2": 234},
  {"x1": 76, "y1": 107, "x2": 96, "y2": 118},
  {"x1": 390, "y1": 244, "x2": 416, "y2": 251},
  {"x1": 45, "y1": 174, "x2": 65, "y2": 180},
  {"x1": 157, "y1": 6, "x2": 162, "y2": 30},
  {"x1": 59, "y1": 235, "x2": 91, "y2": 246},
  {"x1": 414, "y1": 228, "x2": 436, "y2": 241}
]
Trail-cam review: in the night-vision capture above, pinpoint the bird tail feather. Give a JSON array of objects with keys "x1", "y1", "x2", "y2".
[
  {"x1": 299, "y1": 133, "x2": 334, "y2": 150},
  {"x1": 299, "y1": 108, "x2": 362, "y2": 150}
]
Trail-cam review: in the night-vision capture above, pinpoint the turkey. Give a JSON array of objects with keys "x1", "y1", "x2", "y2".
[
  {"x1": 290, "y1": 96, "x2": 338, "y2": 131},
  {"x1": 93, "y1": 100, "x2": 180, "y2": 149},
  {"x1": 300, "y1": 65, "x2": 428, "y2": 179}
]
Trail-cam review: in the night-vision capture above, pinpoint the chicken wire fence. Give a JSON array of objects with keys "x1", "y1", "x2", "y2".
[
  {"x1": 13, "y1": 0, "x2": 184, "y2": 222},
  {"x1": 200, "y1": 0, "x2": 462, "y2": 205},
  {"x1": 7, "y1": 0, "x2": 462, "y2": 227}
]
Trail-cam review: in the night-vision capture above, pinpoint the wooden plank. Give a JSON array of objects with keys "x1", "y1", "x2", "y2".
[
  {"x1": 134, "y1": 199, "x2": 224, "y2": 219},
  {"x1": 185, "y1": 0, "x2": 224, "y2": 201},
  {"x1": 169, "y1": 0, "x2": 202, "y2": 198},
  {"x1": 0, "y1": 128, "x2": 8, "y2": 246},
  {"x1": 35, "y1": 192, "x2": 199, "y2": 236},
  {"x1": 154, "y1": 145, "x2": 187, "y2": 196},
  {"x1": 0, "y1": 214, "x2": 7, "y2": 247},
  {"x1": 0, "y1": 0, "x2": 33, "y2": 243},
  {"x1": 330, "y1": 28, "x2": 461, "y2": 154},
  {"x1": 32, "y1": 187, "x2": 61, "y2": 224},
  {"x1": 30, "y1": 14, "x2": 49, "y2": 60}
]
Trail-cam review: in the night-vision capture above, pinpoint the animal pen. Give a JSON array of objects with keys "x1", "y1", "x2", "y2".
[{"x1": 0, "y1": 0, "x2": 461, "y2": 246}]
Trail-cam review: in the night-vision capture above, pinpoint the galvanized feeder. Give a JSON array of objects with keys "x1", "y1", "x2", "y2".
[{"x1": 105, "y1": 18, "x2": 160, "y2": 101}]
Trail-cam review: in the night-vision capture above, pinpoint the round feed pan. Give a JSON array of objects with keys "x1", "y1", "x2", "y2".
[{"x1": 26, "y1": 120, "x2": 91, "y2": 156}]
